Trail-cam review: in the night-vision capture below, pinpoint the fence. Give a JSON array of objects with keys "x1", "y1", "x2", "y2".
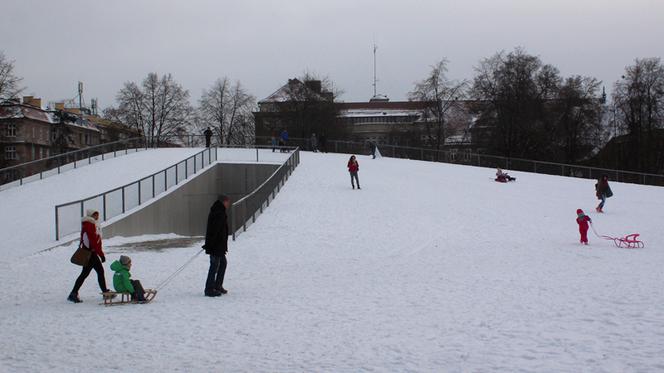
[
  {"x1": 55, "y1": 147, "x2": 217, "y2": 240},
  {"x1": 0, "y1": 137, "x2": 146, "y2": 191},
  {"x1": 230, "y1": 147, "x2": 300, "y2": 240},
  {"x1": 257, "y1": 136, "x2": 664, "y2": 187}
]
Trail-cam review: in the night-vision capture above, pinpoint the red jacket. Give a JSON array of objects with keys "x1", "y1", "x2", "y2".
[
  {"x1": 347, "y1": 160, "x2": 359, "y2": 173},
  {"x1": 576, "y1": 215, "x2": 591, "y2": 231},
  {"x1": 81, "y1": 219, "x2": 104, "y2": 256}
]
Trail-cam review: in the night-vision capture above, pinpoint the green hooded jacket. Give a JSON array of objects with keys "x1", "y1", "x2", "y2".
[{"x1": 110, "y1": 260, "x2": 135, "y2": 293}]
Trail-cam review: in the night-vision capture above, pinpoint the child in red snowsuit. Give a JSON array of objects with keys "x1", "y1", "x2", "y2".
[{"x1": 576, "y1": 208, "x2": 592, "y2": 245}]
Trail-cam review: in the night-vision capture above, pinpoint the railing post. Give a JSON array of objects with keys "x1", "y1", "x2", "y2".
[
  {"x1": 164, "y1": 171, "x2": 167, "y2": 191},
  {"x1": 152, "y1": 174, "x2": 156, "y2": 198},
  {"x1": 175, "y1": 165, "x2": 179, "y2": 184},
  {"x1": 121, "y1": 187, "x2": 126, "y2": 213},
  {"x1": 185, "y1": 160, "x2": 188, "y2": 178},
  {"x1": 138, "y1": 181, "x2": 142, "y2": 205},
  {"x1": 256, "y1": 148, "x2": 259, "y2": 162},
  {"x1": 55, "y1": 207, "x2": 59, "y2": 240},
  {"x1": 103, "y1": 193, "x2": 107, "y2": 221},
  {"x1": 231, "y1": 205, "x2": 236, "y2": 241}
]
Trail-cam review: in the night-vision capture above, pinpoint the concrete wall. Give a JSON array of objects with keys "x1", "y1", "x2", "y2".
[{"x1": 103, "y1": 163, "x2": 278, "y2": 238}]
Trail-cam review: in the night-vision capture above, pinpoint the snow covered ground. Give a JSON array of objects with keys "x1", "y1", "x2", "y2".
[
  {"x1": 0, "y1": 147, "x2": 290, "y2": 261},
  {"x1": 2, "y1": 152, "x2": 664, "y2": 372}
]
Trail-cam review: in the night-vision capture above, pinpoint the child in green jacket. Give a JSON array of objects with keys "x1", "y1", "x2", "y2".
[{"x1": 110, "y1": 255, "x2": 146, "y2": 302}]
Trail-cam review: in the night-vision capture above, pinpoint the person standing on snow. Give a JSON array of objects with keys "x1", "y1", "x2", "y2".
[
  {"x1": 204, "y1": 127, "x2": 213, "y2": 148},
  {"x1": 280, "y1": 129, "x2": 289, "y2": 153},
  {"x1": 347, "y1": 155, "x2": 361, "y2": 190},
  {"x1": 203, "y1": 195, "x2": 230, "y2": 297},
  {"x1": 310, "y1": 133, "x2": 318, "y2": 152},
  {"x1": 68, "y1": 209, "x2": 111, "y2": 303},
  {"x1": 595, "y1": 175, "x2": 613, "y2": 213},
  {"x1": 576, "y1": 209, "x2": 592, "y2": 245}
]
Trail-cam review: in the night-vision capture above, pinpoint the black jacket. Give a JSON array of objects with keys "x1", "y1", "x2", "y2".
[{"x1": 203, "y1": 200, "x2": 229, "y2": 256}]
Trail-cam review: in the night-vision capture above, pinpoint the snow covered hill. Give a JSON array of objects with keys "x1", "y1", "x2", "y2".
[{"x1": 1, "y1": 152, "x2": 663, "y2": 372}]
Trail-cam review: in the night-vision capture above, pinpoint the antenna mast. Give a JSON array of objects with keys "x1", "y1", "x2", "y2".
[{"x1": 372, "y1": 44, "x2": 378, "y2": 97}]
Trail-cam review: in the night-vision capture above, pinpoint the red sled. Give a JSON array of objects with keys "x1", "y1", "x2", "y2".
[{"x1": 611, "y1": 234, "x2": 644, "y2": 249}]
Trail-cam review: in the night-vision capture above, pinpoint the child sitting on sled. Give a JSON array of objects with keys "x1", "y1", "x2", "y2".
[
  {"x1": 110, "y1": 255, "x2": 146, "y2": 302},
  {"x1": 495, "y1": 168, "x2": 516, "y2": 182},
  {"x1": 576, "y1": 209, "x2": 592, "y2": 245}
]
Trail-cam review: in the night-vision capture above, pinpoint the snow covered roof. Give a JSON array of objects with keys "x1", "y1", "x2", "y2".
[
  {"x1": 0, "y1": 102, "x2": 100, "y2": 132},
  {"x1": 338, "y1": 108, "x2": 423, "y2": 118}
]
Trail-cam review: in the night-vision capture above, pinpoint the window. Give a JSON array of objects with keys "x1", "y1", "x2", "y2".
[
  {"x1": 5, "y1": 146, "x2": 17, "y2": 160},
  {"x1": 6, "y1": 123, "x2": 17, "y2": 137}
]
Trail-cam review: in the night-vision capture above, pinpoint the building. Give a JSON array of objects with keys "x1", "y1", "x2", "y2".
[
  {"x1": 254, "y1": 79, "x2": 480, "y2": 155},
  {"x1": 0, "y1": 97, "x2": 101, "y2": 179}
]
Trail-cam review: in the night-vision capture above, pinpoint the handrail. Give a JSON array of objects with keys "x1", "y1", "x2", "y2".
[
  {"x1": 230, "y1": 147, "x2": 300, "y2": 240},
  {"x1": 256, "y1": 136, "x2": 664, "y2": 186},
  {"x1": 1, "y1": 137, "x2": 146, "y2": 190},
  {"x1": 54, "y1": 146, "x2": 217, "y2": 240},
  {"x1": 0, "y1": 137, "x2": 144, "y2": 172}
]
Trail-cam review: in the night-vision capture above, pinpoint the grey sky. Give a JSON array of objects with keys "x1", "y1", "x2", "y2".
[{"x1": 1, "y1": 0, "x2": 663, "y2": 109}]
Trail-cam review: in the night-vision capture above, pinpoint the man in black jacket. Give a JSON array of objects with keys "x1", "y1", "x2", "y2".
[{"x1": 203, "y1": 195, "x2": 230, "y2": 297}]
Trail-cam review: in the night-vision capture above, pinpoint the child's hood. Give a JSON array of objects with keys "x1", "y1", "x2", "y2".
[{"x1": 110, "y1": 260, "x2": 128, "y2": 272}]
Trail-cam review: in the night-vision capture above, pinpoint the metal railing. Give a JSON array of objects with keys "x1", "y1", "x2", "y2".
[
  {"x1": 55, "y1": 147, "x2": 217, "y2": 240},
  {"x1": 257, "y1": 136, "x2": 664, "y2": 187},
  {"x1": 0, "y1": 137, "x2": 146, "y2": 191},
  {"x1": 230, "y1": 147, "x2": 300, "y2": 240}
]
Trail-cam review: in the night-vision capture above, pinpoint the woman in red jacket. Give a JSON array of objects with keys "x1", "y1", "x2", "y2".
[
  {"x1": 68, "y1": 209, "x2": 111, "y2": 303},
  {"x1": 347, "y1": 155, "x2": 360, "y2": 189}
]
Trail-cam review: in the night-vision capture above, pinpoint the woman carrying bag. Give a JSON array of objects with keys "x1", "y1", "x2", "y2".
[{"x1": 68, "y1": 209, "x2": 112, "y2": 303}]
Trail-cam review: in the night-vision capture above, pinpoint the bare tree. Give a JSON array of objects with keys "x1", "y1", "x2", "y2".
[
  {"x1": 199, "y1": 78, "x2": 256, "y2": 145},
  {"x1": 553, "y1": 76, "x2": 603, "y2": 163},
  {"x1": 613, "y1": 57, "x2": 664, "y2": 171},
  {"x1": 108, "y1": 73, "x2": 193, "y2": 146},
  {"x1": 472, "y1": 48, "x2": 561, "y2": 159},
  {"x1": 409, "y1": 59, "x2": 467, "y2": 152},
  {"x1": 0, "y1": 51, "x2": 23, "y2": 100}
]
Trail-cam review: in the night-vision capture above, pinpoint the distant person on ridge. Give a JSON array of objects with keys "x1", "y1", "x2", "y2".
[
  {"x1": 576, "y1": 209, "x2": 592, "y2": 245},
  {"x1": 369, "y1": 141, "x2": 377, "y2": 159},
  {"x1": 595, "y1": 175, "x2": 612, "y2": 213},
  {"x1": 271, "y1": 131, "x2": 278, "y2": 152},
  {"x1": 280, "y1": 129, "x2": 289, "y2": 153},
  {"x1": 68, "y1": 209, "x2": 112, "y2": 303},
  {"x1": 204, "y1": 127, "x2": 213, "y2": 148},
  {"x1": 203, "y1": 195, "x2": 230, "y2": 297},
  {"x1": 310, "y1": 133, "x2": 318, "y2": 152},
  {"x1": 347, "y1": 155, "x2": 360, "y2": 190}
]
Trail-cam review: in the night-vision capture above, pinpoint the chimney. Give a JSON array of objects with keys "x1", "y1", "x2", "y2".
[
  {"x1": 23, "y1": 96, "x2": 42, "y2": 108},
  {"x1": 305, "y1": 80, "x2": 322, "y2": 94},
  {"x1": 55, "y1": 102, "x2": 65, "y2": 111}
]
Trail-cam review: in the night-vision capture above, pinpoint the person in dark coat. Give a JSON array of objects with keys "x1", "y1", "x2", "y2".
[
  {"x1": 202, "y1": 195, "x2": 230, "y2": 297},
  {"x1": 595, "y1": 175, "x2": 612, "y2": 213},
  {"x1": 319, "y1": 133, "x2": 327, "y2": 153},
  {"x1": 204, "y1": 127, "x2": 213, "y2": 148}
]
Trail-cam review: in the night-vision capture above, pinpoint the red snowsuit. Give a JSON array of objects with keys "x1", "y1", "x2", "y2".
[
  {"x1": 576, "y1": 210, "x2": 591, "y2": 244},
  {"x1": 81, "y1": 219, "x2": 104, "y2": 257}
]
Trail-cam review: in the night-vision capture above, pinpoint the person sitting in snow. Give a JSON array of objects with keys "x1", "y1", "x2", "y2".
[
  {"x1": 111, "y1": 255, "x2": 147, "y2": 302},
  {"x1": 576, "y1": 209, "x2": 592, "y2": 245},
  {"x1": 495, "y1": 168, "x2": 516, "y2": 183}
]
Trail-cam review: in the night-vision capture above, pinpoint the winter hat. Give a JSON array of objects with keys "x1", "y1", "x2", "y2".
[
  {"x1": 86, "y1": 209, "x2": 99, "y2": 218},
  {"x1": 576, "y1": 209, "x2": 584, "y2": 215},
  {"x1": 119, "y1": 255, "x2": 131, "y2": 266}
]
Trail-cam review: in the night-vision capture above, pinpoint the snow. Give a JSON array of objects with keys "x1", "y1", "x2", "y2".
[
  {"x1": 2, "y1": 152, "x2": 664, "y2": 371},
  {"x1": 0, "y1": 148, "x2": 289, "y2": 261}
]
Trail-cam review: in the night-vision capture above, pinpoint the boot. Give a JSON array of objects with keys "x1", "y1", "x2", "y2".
[{"x1": 67, "y1": 293, "x2": 82, "y2": 303}]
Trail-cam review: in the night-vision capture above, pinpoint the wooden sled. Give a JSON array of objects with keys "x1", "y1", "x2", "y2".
[{"x1": 101, "y1": 289, "x2": 157, "y2": 306}]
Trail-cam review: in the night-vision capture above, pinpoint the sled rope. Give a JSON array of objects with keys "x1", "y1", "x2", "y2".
[
  {"x1": 589, "y1": 222, "x2": 614, "y2": 241},
  {"x1": 155, "y1": 248, "x2": 204, "y2": 291}
]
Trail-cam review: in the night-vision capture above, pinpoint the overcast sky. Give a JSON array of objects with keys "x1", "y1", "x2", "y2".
[{"x1": 1, "y1": 0, "x2": 663, "y2": 109}]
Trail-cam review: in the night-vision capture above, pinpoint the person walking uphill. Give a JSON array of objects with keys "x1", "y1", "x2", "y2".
[
  {"x1": 203, "y1": 195, "x2": 230, "y2": 297},
  {"x1": 347, "y1": 155, "x2": 360, "y2": 190},
  {"x1": 595, "y1": 175, "x2": 613, "y2": 213},
  {"x1": 68, "y1": 209, "x2": 111, "y2": 303},
  {"x1": 576, "y1": 209, "x2": 592, "y2": 245}
]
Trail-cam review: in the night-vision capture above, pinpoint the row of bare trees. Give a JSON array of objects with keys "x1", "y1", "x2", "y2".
[
  {"x1": 410, "y1": 48, "x2": 614, "y2": 164},
  {"x1": 104, "y1": 73, "x2": 256, "y2": 147}
]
